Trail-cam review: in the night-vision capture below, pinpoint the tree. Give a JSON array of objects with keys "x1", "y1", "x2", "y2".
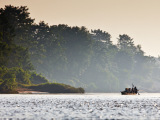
[
  {"x1": 0, "y1": 5, "x2": 34, "y2": 70},
  {"x1": 91, "y1": 29, "x2": 112, "y2": 46},
  {"x1": 0, "y1": 5, "x2": 34, "y2": 45},
  {"x1": 117, "y1": 34, "x2": 134, "y2": 50}
]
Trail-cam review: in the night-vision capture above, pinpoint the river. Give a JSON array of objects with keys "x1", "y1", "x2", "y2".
[{"x1": 0, "y1": 93, "x2": 160, "y2": 119}]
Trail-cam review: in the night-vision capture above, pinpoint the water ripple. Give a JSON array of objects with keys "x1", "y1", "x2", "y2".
[{"x1": 0, "y1": 93, "x2": 160, "y2": 119}]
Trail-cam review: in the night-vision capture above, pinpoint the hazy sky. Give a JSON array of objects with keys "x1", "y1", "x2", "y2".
[{"x1": 0, "y1": 0, "x2": 160, "y2": 57}]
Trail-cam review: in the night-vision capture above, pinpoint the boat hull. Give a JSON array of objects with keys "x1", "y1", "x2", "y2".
[{"x1": 121, "y1": 92, "x2": 137, "y2": 95}]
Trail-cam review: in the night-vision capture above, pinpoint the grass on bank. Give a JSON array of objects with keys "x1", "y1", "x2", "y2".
[{"x1": 21, "y1": 82, "x2": 85, "y2": 93}]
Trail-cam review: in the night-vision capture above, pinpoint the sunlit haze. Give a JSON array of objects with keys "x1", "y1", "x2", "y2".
[{"x1": 1, "y1": 0, "x2": 160, "y2": 57}]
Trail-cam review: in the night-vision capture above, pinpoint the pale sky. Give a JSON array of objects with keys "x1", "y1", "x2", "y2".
[{"x1": 0, "y1": 0, "x2": 160, "y2": 57}]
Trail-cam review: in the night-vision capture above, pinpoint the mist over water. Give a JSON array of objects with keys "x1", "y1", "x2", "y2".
[{"x1": 1, "y1": 93, "x2": 160, "y2": 119}]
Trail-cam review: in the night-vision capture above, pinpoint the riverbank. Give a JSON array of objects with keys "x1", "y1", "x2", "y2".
[
  {"x1": 17, "y1": 88, "x2": 48, "y2": 94},
  {"x1": 0, "y1": 82, "x2": 85, "y2": 94},
  {"x1": 26, "y1": 83, "x2": 85, "y2": 93},
  {"x1": 16, "y1": 83, "x2": 85, "y2": 94}
]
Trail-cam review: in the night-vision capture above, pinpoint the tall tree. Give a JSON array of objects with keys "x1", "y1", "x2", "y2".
[
  {"x1": 0, "y1": 5, "x2": 33, "y2": 70},
  {"x1": 117, "y1": 34, "x2": 134, "y2": 50}
]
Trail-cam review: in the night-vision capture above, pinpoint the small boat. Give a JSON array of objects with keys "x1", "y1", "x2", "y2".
[{"x1": 121, "y1": 84, "x2": 139, "y2": 95}]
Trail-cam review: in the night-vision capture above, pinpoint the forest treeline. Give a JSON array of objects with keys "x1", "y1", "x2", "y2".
[{"x1": 0, "y1": 5, "x2": 160, "y2": 93}]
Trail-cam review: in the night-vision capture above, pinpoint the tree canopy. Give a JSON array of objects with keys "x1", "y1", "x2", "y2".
[{"x1": 1, "y1": 5, "x2": 160, "y2": 93}]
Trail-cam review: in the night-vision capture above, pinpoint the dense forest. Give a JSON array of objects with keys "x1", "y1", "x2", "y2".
[{"x1": 0, "y1": 5, "x2": 160, "y2": 93}]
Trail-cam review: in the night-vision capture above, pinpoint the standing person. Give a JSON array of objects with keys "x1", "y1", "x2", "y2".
[{"x1": 134, "y1": 86, "x2": 137, "y2": 94}]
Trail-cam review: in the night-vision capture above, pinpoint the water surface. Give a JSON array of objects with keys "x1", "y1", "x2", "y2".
[{"x1": 0, "y1": 93, "x2": 160, "y2": 119}]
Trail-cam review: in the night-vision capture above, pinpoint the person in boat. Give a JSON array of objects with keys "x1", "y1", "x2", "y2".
[
  {"x1": 121, "y1": 84, "x2": 139, "y2": 95},
  {"x1": 134, "y1": 86, "x2": 137, "y2": 94},
  {"x1": 131, "y1": 87, "x2": 134, "y2": 93},
  {"x1": 129, "y1": 88, "x2": 132, "y2": 93}
]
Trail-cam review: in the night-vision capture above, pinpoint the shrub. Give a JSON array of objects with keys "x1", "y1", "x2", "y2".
[
  {"x1": 30, "y1": 72, "x2": 49, "y2": 84},
  {"x1": 14, "y1": 68, "x2": 31, "y2": 84},
  {"x1": 0, "y1": 71, "x2": 18, "y2": 93}
]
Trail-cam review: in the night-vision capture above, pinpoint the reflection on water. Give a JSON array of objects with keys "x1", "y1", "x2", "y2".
[{"x1": 0, "y1": 93, "x2": 160, "y2": 119}]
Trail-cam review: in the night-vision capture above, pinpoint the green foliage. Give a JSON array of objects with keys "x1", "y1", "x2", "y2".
[
  {"x1": 13, "y1": 67, "x2": 31, "y2": 84},
  {"x1": 0, "y1": 78, "x2": 18, "y2": 93},
  {"x1": 0, "y1": 5, "x2": 34, "y2": 71},
  {"x1": 0, "y1": 67, "x2": 30, "y2": 84},
  {"x1": 30, "y1": 72, "x2": 49, "y2": 84},
  {"x1": 0, "y1": 69, "x2": 18, "y2": 93},
  {"x1": 6, "y1": 45, "x2": 34, "y2": 70},
  {"x1": 0, "y1": 66, "x2": 49, "y2": 93}
]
